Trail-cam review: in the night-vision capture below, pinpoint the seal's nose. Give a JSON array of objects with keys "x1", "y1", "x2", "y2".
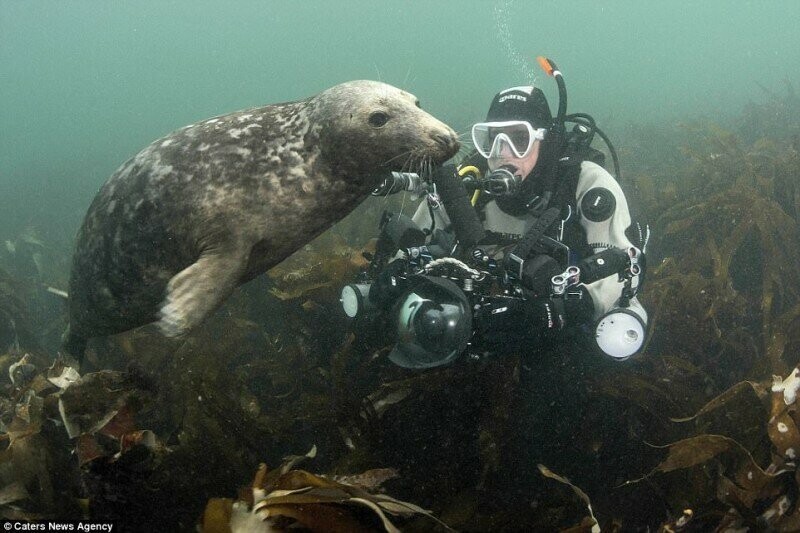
[{"x1": 434, "y1": 131, "x2": 459, "y2": 154}]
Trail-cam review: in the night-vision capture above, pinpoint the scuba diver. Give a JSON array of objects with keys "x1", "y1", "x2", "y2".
[{"x1": 342, "y1": 57, "x2": 649, "y2": 369}]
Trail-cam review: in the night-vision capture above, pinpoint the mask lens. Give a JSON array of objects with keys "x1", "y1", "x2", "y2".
[
  {"x1": 471, "y1": 123, "x2": 494, "y2": 157},
  {"x1": 471, "y1": 121, "x2": 542, "y2": 159},
  {"x1": 500, "y1": 123, "x2": 531, "y2": 156}
]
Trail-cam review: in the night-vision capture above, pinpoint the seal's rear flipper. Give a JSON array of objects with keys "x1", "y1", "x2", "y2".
[{"x1": 157, "y1": 249, "x2": 247, "y2": 338}]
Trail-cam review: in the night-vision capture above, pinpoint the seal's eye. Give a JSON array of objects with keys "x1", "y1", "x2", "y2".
[{"x1": 369, "y1": 112, "x2": 389, "y2": 128}]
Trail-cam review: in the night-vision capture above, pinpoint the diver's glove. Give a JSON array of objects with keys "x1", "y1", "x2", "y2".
[
  {"x1": 430, "y1": 164, "x2": 485, "y2": 248},
  {"x1": 431, "y1": 164, "x2": 461, "y2": 194},
  {"x1": 474, "y1": 295, "x2": 565, "y2": 354}
]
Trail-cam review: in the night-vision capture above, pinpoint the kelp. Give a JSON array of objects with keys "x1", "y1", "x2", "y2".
[
  {"x1": 267, "y1": 233, "x2": 370, "y2": 302},
  {"x1": 200, "y1": 447, "x2": 450, "y2": 533},
  {"x1": 0, "y1": 264, "x2": 79, "y2": 519},
  {"x1": 591, "y1": 95, "x2": 800, "y2": 528},
  {"x1": 0, "y1": 228, "x2": 68, "y2": 354},
  {"x1": 620, "y1": 367, "x2": 800, "y2": 531},
  {"x1": 1, "y1": 227, "x2": 45, "y2": 283},
  {"x1": 638, "y1": 121, "x2": 800, "y2": 383},
  {"x1": 0, "y1": 358, "x2": 153, "y2": 520},
  {"x1": 537, "y1": 465, "x2": 600, "y2": 533},
  {"x1": 738, "y1": 80, "x2": 800, "y2": 145},
  {"x1": 71, "y1": 301, "x2": 354, "y2": 529},
  {"x1": 0, "y1": 267, "x2": 39, "y2": 357}
]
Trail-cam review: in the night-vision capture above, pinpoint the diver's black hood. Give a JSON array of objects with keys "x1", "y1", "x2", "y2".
[{"x1": 486, "y1": 86, "x2": 552, "y2": 128}]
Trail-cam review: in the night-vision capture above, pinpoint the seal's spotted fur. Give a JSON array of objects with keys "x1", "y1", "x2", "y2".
[{"x1": 65, "y1": 80, "x2": 458, "y2": 357}]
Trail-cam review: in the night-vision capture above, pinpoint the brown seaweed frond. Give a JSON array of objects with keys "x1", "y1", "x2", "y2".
[
  {"x1": 200, "y1": 448, "x2": 452, "y2": 533},
  {"x1": 623, "y1": 368, "x2": 800, "y2": 531},
  {"x1": 648, "y1": 181, "x2": 800, "y2": 377},
  {"x1": 268, "y1": 233, "x2": 370, "y2": 301}
]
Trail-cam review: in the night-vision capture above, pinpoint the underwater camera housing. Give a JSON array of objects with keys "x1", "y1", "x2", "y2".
[
  {"x1": 340, "y1": 212, "x2": 477, "y2": 369},
  {"x1": 340, "y1": 208, "x2": 647, "y2": 367},
  {"x1": 349, "y1": 58, "x2": 640, "y2": 366},
  {"x1": 387, "y1": 276, "x2": 473, "y2": 369}
]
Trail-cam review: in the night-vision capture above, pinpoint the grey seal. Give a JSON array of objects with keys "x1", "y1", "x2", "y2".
[{"x1": 64, "y1": 80, "x2": 459, "y2": 358}]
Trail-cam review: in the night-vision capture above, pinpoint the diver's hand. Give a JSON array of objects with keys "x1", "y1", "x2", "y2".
[
  {"x1": 475, "y1": 296, "x2": 565, "y2": 352},
  {"x1": 525, "y1": 297, "x2": 566, "y2": 334},
  {"x1": 430, "y1": 164, "x2": 460, "y2": 193},
  {"x1": 431, "y1": 163, "x2": 486, "y2": 248}
]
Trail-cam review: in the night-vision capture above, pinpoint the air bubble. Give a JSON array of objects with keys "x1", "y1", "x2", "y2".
[{"x1": 493, "y1": 1, "x2": 536, "y2": 82}]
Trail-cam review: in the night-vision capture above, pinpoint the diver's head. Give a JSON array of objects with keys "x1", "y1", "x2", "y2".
[{"x1": 471, "y1": 86, "x2": 553, "y2": 180}]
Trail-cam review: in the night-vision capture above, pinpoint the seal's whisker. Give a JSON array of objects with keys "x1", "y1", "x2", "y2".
[
  {"x1": 458, "y1": 132, "x2": 473, "y2": 145},
  {"x1": 399, "y1": 187, "x2": 408, "y2": 214},
  {"x1": 454, "y1": 138, "x2": 475, "y2": 157},
  {"x1": 383, "y1": 152, "x2": 408, "y2": 165},
  {"x1": 456, "y1": 130, "x2": 474, "y2": 144},
  {"x1": 399, "y1": 153, "x2": 410, "y2": 173},
  {"x1": 410, "y1": 152, "x2": 422, "y2": 174},
  {"x1": 402, "y1": 64, "x2": 414, "y2": 88},
  {"x1": 400, "y1": 151, "x2": 417, "y2": 174},
  {"x1": 383, "y1": 149, "x2": 416, "y2": 167},
  {"x1": 416, "y1": 153, "x2": 425, "y2": 176}
]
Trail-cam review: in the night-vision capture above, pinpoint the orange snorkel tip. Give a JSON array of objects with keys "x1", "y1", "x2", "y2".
[{"x1": 537, "y1": 56, "x2": 555, "y2": 77}]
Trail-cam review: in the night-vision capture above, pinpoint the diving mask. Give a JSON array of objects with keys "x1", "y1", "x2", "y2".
[{"x1": 471, "y1": 120, "x2": 546, "y2": 159}]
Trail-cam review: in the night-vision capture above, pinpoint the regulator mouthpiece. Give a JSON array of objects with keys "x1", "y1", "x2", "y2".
[{"x1": 484, "y1": 166, "x2": 521, "y2": 196}]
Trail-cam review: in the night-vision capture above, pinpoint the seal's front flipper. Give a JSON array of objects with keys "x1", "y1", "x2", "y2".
[{"x1": 157, "y1": 250, "x2": 247, "y2": 337}]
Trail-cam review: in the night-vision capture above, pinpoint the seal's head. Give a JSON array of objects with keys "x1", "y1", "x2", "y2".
[{"x1": 312, "y1": 80, "x2": 459, "y2": 178}]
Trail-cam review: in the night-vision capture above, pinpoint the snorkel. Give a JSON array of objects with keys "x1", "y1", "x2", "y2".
[
  {"x1": 526, "y1": 56, "x2": 622, "y2": 213},
  {"x1": 538, "y1": 56, "x2": 622, "y2": 182},
  {"x1": 528, "y1": 56, "x2": 568, "y2": 212},
  {"x1": 537, "y1": 56, "x2": 567, "y2": 130}
]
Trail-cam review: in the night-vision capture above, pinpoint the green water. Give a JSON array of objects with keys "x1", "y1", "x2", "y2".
[
  {"x1": 1, "y1": 0, "x2": 798, "y2": 248},
  {"x1": 2, "y1": 2, "x2": 800, "y2": 528}
]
